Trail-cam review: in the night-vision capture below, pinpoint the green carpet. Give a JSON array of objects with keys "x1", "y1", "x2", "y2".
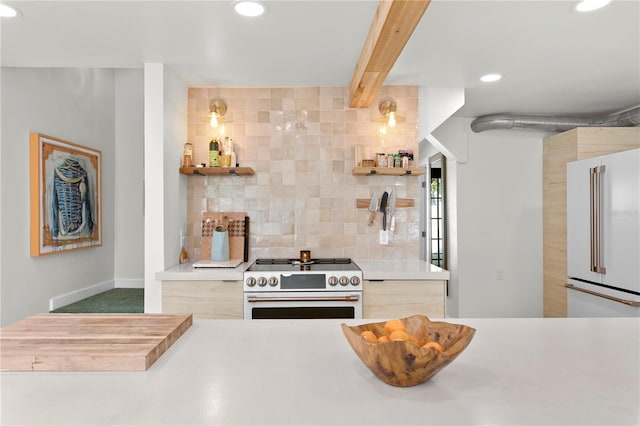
[{"x1": 51, "y1": 288, "x2": 144, "y2": 313}]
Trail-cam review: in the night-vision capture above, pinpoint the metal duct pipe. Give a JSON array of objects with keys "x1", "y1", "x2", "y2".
[{"x1": 470, "y1": 105, "x2": 640, "y2": 133}]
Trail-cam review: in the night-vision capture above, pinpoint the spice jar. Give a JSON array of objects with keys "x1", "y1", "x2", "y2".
[{"x1": 402, "y1": 155, "x2": 409, "y2": 169}]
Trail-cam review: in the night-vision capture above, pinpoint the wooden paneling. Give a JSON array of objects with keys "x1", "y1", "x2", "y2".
[
  {"x1": 363, "y1": 280, "x2": 445, "y2": 318},
  {"x1": 0, "y1": 313, "x2": 192, "y2": 371},
  {"x1": 163, "y1": 280, "x2": 243, "y2": 319},
  {"x1": 575, "y1": 127, "x2": 640, "y2": 159},
  {"x1": 543, "y1": 127, "x2": 640, "y2": 317}
]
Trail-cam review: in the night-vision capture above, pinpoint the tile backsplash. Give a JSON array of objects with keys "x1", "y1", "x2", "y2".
[{"x1": 186, "y1": 86, "x2": 421, "y2": 260}]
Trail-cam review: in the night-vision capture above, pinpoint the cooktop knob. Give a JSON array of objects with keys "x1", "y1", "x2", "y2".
[
  {"x1": 328, "y1": 276, "x2": 338, "y2": 286},
  {"x1": 246, "y1": 277, "x2": 256, "y2": 287},
  {"x1": 257, "y1": 277, "x2": 267, "y2": 287},
  {"x1": 268, "y1": 277, "x2": 278, "y2": 287},
  {"x1": 350, "y1": 276, "x2": 361, "y2": 286},
  {"x1": 339, "y1": 276, "x2": 349, "y2": 286}
]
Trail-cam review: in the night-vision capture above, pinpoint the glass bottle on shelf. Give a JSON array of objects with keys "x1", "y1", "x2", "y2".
[
  {"x1": 209, "y1": 138, "x2": 220, "y2": 167},
  {"x1": 182, "y1": 143, "x2": 193, "y2": 167}
]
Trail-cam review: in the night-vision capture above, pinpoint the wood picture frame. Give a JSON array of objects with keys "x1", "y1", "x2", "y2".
[{"x1": 30, "y1": 133, "x2": 102, "y2": 256}]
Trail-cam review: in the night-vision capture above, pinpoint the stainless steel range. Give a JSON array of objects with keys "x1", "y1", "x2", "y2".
[{"x1": 243, "y1": 258, "x2": 363, "y2": 320}]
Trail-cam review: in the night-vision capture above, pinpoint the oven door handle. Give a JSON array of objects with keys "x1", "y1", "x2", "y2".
[{"x1": 247, "y1": 294, "x2": 360, "y2": 303}]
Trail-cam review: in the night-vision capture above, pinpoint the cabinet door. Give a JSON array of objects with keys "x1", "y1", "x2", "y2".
[
  {"x1": 567, "y1": 156, "x2": 602, "y2": 284},
  {"x1": 601, "y1": 149, "x2": 640, "y2": 291},
  {"x1": 162, "y1": 281, "x2": 243, "y2": 319},
  {"x1": 363, "y1": 280, "x2": 445, "y2": 319}
]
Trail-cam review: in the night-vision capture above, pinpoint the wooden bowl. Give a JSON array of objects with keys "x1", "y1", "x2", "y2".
[{"x1": 341, "y1": 315, "x2": 476, "y2": 387}]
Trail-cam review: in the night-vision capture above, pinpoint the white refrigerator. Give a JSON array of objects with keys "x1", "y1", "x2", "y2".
[{"x1": 566, "y1": 148, "x2": 640, "y2": 317}]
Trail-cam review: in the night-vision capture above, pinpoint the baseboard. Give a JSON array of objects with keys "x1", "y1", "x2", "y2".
[
  {"x1": 115, "y1": 278, "x2": 144, "y2": 289},
  {"x1": 49, "y1": 280, "x2": 115, "y2": 311}
]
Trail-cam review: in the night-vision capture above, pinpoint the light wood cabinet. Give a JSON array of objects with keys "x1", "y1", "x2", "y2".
[
  {"x1": 543, "y1": 127, "x2": 640, "y2": 317},
  {"x1": 363, "y1": 280, "x2": 445, "y2": 319},
  {"x1": 163, "y1": 281, "x2": 243, "y2": 319}
]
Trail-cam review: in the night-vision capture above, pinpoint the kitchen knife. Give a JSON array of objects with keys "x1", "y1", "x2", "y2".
[
  {"x1": 379, "y1": 191, "x2": 388, "y2": 231},
  {"x1": 389, "y1": 190, "x2": 397, "y2": 232},
  {"x1": 368, "y1": 192, "x2": 379, "y2": 226}
]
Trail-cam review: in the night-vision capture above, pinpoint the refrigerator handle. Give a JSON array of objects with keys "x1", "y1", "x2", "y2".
[
  {"x1": 566, "y1": 283, "x2": 639, "y2": 307},
  {"x1": 589, "y1": 166, "x2": 606, "y2": 274}
]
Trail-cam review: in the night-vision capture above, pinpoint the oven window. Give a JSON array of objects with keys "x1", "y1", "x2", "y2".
[
  {"x1": 251, "y1": 306, "x2": 355, "y2": 319},
  {"x1": 280, "y1": 274, "x2": 326, "y2": 290}
]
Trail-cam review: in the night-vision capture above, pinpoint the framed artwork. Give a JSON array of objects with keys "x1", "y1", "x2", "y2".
[{"x1": 30, "y1": 133, "x2": 102, "y2": 256}]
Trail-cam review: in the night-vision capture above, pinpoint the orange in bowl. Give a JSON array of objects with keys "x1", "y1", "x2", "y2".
[
  {"x1": 389, "y1": 329, "x2": 418, "y2": 345},
  {"x1": 360, "y1": 330, "x2": 379, "y2": 343},
  {"x1": 421, "y1": 341, "x2": 444, "y2": 352},
  {"x1": 341, "y1": 315, "x2": 475, "y2": 387},
  {"x1": 383, "y1": 319, "x2": 405, "y2": 336}
]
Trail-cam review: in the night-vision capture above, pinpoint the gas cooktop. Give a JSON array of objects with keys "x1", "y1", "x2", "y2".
[{"x1": 247, "y1": 258, "x2": 360, "y2": 272}]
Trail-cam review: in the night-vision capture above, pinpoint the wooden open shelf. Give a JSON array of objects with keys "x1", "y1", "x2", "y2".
[
  {"x1": 352, "y1": 167, "x2": 425, "y2": 176},
  {"x1": 180, "y1": 167, "x2": 254, "y2": 176}
]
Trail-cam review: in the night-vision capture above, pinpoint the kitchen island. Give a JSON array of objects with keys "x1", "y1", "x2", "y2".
[{"x1": 2, "y1": 317, "x2": 638, "y2": 425}]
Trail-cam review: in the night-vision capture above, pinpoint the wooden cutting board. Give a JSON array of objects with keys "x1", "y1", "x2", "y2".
[{"x1": 0, "y1": 313, "x2": 192, "y2": 371}]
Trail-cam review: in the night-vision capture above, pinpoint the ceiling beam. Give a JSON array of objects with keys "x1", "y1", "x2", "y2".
[{"x1": 348, "y1": 0, "x2": 431, "y2": 108}]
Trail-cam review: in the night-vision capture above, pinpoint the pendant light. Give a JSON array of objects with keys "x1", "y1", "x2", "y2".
[
  {"x1": 377, "y1": 98, "x2": 405, "y2": 129},
  {"x1": 200, "y1": 99, "x2": 231, "y2": 129}
]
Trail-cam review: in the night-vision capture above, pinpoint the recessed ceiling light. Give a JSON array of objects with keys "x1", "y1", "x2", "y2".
[
  {"x1": 480, "y1": 74, "x2": 502, "y2": 83},
  {"x1": 575, "y1": 0, "x2": 611, "y2": 12},
  {"x1": 234, "y1": 1, "x2": 267, "y2": 17},
  {"x1": 0, "y1": 4, "x2": 20, "y2": 18}
]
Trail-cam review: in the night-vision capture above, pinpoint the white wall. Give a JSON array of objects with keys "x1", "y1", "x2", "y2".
[
  {"x1": 162, "y1": 67, "x2": 188, "y2": 268},
  {"x1": 143, "y1": 64, "x2": 165, "y2": 313},
  {"x1": 0, "y1": 68, "x2": 116, "y2": 325},
  {"x1": 0, "y1": 69, "x2": 4, "y2": 320},
  {"x1": 143, "y1": 63, "x2": 188, "y2": 312},
  {"x1": 114, "y1": 69, "x2": 144, "y2": 286},
  {"x1": 0, "y1": 67, "x2": 145, "y2": 324},
  {"x1": 455, "y1": 122, "x2": 545, "y2": 317},
  {"x1": 422, "y1": 113, "x2": 547, "y2": 318}
]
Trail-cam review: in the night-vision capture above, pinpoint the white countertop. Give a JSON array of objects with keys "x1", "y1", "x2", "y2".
[
  {"x1": 157, "y1": 259, "x2": 449, "y2": 282},
  {"x1": 354, "y1": 259, "x2": 450, "y2": 280},
  {"x1": 2, "y1": 317, "x2": 638, "y2": 425},
  {"x1": 156, "y1": 261, "x2": 251, "y2": 281}
]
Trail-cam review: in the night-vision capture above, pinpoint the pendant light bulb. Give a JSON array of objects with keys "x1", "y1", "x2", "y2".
[
  {"x1": 377, "y1": 98, "x2": 404, "y2": 129},
  {"x1": 388, "y1": 111, "x2": 397, "y2": 128},
  {"x1": 201, "y1": 99, "x2": 230, "y2": 128}
]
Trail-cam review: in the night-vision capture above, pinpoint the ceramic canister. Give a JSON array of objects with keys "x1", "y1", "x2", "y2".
[{"x1": 211, "y1": 228, "x2": 230, "y2": 261}]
